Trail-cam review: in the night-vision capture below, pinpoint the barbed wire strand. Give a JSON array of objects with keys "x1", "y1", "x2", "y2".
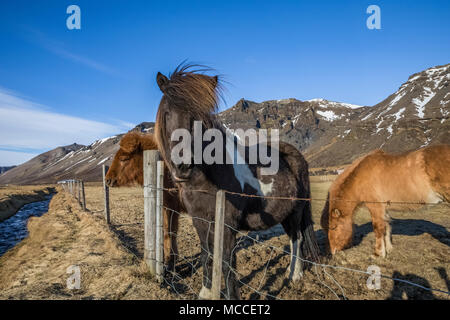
[
  {"x1": 145, "y1": 184, "x2": 450, "y2": 207},
  {"x1": 160, "y1": 201, "x2": 450, "y2": 297}
]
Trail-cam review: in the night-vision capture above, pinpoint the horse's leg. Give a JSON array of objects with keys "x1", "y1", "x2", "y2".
[
  {"x1": 170, "y1": 209, "x2": 179, "y2": 267},
  {"x1": 162, "y1": 207, "x2": 174, "y2": 270},
  {"x1": 281, "y1": 220, "x2": 294, "y2": 279},
  {"x1": 384, "y1": 212, "x2": 393, "y2": 253},
  {"x1": 192, "y1": 219, "x2": 214, "y2": 300},
  {"x1": 198, "y1": 244, "x2": 213, "y2": 300},
  {"x1": 367, "y1": 203, "x2": 388, "y2": 257},
  {"x1": 222, "y1": 228, "x2": 240, "y2": 300},
  {"x1": 281, "y1": 209, "x2": 304, "y2": 282}
]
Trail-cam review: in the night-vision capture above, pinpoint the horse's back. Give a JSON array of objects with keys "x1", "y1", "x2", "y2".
[
  {"x1": 331, "y1": 145, "x2": 450, "y2": 206},
  {"x1": 421, "y1": 145, "x2": 450, "y2": 201},
  {"x1": 369, "y1": 146, "x2": 449, "y2": 204},
  {"x1": 278, "y1": 141, "x2": 309, "y2": 187}
]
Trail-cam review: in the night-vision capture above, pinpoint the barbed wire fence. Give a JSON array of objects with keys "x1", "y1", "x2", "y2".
[
  {"x1": 57, "y1": 179, "x2": 86, "y2": 211},
  {"x1": 138, "y1": 150, "x2": 450, "y2": 300}
]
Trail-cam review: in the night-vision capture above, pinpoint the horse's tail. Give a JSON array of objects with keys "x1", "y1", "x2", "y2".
[
  {"x1": 300, "y1": 198, "x2": 321, "y2": 267},
  {"x1": 279, "y1": 141, "x2": 321, "y2": 266}
]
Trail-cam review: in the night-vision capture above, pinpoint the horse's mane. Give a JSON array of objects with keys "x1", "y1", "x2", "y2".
[
  {"x1": 321, "y1": 149, "x2": 384, "y2": 229},
  {"x1": 120, "y1": 131, "x2": 158, "y2": 153},
  {"x1": 160, "y1": 63, "x2": 223, "y2": 125},
  {"x1": 330, "y1": 149, "x2": 385, "y2": 199},
  {"x1": 155, "y1": 63, "x2": 225, "y2": 165}
]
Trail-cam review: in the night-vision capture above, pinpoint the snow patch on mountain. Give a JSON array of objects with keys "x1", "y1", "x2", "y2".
[
  {"x1": 316, "y1": 110, "x2": 340, "y2": 121},
  {"x1": 412, "y1": 87, "x2": 435, "y2": 118},
  {"x1": 391, "y1": 107, "x2": 406, "y2": 122},
  {"x1": 308, "y1": 98, "x2": 362, "y2": 109}
]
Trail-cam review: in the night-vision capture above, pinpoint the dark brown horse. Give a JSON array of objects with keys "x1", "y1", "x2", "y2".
[
  {"x1": 154, "y1": 64, "x2": 320, "y2": 299},
  {"x1": 105, "y1": 131, "x2": 183, "y2": 270}
]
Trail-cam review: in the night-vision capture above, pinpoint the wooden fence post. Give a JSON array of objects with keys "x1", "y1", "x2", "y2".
[
  {"x1": 78, "y1": 180, "x2": 82, "y2": 202},
  {"x1": 155, "y1": 160, "x2": 165, "y2": 282},
  {"x1": 81, "y1": 180, "x2": 86, "y2": 211},
  {"x1": 102, "y1": 165, "x2": 110, "y2": 224},
  {"x1": 143, "y1": 150, "x2": 159, "y2": 276},
  {"x1": 212, "y1": 190, "x2": 225, "y2": 300}
]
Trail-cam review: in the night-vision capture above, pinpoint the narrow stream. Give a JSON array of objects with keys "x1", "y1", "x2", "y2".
[{"x1": 0, "y1": 195, "x2": 53, "y2": 256}]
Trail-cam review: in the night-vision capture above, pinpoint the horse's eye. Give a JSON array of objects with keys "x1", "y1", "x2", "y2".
[{"x1": 120, "y1": 157, "x2": 130, "y2": 162}]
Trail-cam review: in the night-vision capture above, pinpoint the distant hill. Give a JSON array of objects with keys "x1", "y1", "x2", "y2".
[
  {"x1": 0, "y1": 64, "x2": 448, "y2": 185},
  {"x1": 0, "y1": 124, "x2": 154, "y2": 185},
  {"x1": 0, "y1": 166, "x2": 16, "y2": 175}
]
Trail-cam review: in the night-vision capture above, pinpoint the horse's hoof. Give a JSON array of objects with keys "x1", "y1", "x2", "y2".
[
  {"x1": 372, "y1": 250, "x2": 386, "y2": 258},
  {"x1": 286, "y1": 268, "x2": 303, "y2": 282},
  {"x1": 291, "y1": 272, "x2": 303, "y2": 283},
  {"x1": 385, "y1": 243, "x2": 393, "y2": 254},
  {"x1": 199, "y1": 286, "x2": 213, "y2": 300}
]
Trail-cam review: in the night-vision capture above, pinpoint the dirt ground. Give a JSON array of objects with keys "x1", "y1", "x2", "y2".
[
  {"x1": 0, "y1": 181, "x2": 448, "y2": 300},
  {"x1": 0, "y1": 185, "x2": 55, "y2": 222}
]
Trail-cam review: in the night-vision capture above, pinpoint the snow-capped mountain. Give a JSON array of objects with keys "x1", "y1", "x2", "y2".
[
  {"x1": 220, "y1": 63, "x2": 449, "y2": 167},
  {"x1": 0, "y1": 64, "x2": 448, "y2": 184}
]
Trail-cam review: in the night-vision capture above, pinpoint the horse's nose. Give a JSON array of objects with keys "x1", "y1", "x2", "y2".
[
  {"x1": 178, "y1": 163, "x2": 193, "y2": 171},
  {"x1": 106, "y1": 178, "x2": 114, "y2": 187}
]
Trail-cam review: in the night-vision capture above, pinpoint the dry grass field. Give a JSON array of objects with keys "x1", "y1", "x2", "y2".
[{"x1": 0, "y1": 180, "x2": 448, "y2": 300}]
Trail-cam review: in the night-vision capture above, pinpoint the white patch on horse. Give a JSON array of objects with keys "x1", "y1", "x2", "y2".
[
  {"x1": 259, "y1": 178, "x2": 274, "y2": 196},
  {"x1": 288, "y1": 239, "x2": 303, "y2": 282},
  {"x1": 225, "y1": 133, "x2": 271, "y2": 196}
]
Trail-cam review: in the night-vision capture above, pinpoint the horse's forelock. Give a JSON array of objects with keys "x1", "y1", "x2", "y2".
[
  {"x1": 155, "y1": 64, "x2": 224, "y2": 167},
  {"x1": 120, "y1": 132, "x2": 142, "y2": 153},
  {"x1": 161, "y1": 63, "x2": 223, "y2": 127}
]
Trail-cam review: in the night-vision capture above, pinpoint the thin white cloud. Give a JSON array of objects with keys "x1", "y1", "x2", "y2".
[
  {"x1": 47, "y1": 45, "x2": 117, "y2": 75},
  {"x1": 25, "y1": 28, "x2": 117, "y2": 76},
  {"x1": 0, "y1": 87, "x2": 132, "y2": 165}
]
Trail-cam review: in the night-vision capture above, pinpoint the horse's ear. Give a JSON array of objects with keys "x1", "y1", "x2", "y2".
[
  {"x1": 156, "y1": 72, "x2": 169, "y2": 92},
  {"x1": 332, "y1": 208, "x2": 341, "y2": 218},
  {"x1": 212, "y1": 75, "x2": 219, "y2": 88}
]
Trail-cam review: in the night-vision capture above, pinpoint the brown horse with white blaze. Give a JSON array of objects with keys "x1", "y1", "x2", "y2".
[
  {"x1": 321, "y1": 145, "x2": 450, "y2": 257},
  {"x1": 105, "y1": 131, "x2": 184, "y2": 270}
]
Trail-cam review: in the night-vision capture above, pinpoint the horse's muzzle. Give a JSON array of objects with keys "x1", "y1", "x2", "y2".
[
  {"x1": 172, "y1": 163, "x2": 193, "y2": 182},
  {"x1": 172, "y1": 175, "x2": 190, "y2": 183},
  {"x1": 105, "y1": 178, "x2": 116, "y2": 187}
]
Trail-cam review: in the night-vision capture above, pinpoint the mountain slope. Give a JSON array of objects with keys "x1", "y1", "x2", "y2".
[
  {"x1": 220, "y1": 63, "x2": 449, "y2": 167},
  {"x1": 0, "y1": 64, "x2": 448, "y2": 184},
  {"x1": 0, "y1": 124, "x2": 154, "y2": 185}
]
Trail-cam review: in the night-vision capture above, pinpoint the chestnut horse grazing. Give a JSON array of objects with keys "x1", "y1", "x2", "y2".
[
  {"x1": 321, "y1": 145, "x2": 450, "y2": 257},
  {"x1": 105, "y1": 131, "x2": 183, "y2": 270},
  {"x1": 154, "y1": 64, "x2": 320, "y2": 299}
]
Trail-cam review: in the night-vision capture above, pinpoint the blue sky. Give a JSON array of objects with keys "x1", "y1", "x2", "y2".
[{"x1": 0, "y1": 0, "x2": 449, "y2": 165}]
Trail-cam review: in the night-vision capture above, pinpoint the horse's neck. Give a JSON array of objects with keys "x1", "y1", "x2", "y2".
[{"x1": 333, "y1": 182, "x2": 361, "y2": 209}]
